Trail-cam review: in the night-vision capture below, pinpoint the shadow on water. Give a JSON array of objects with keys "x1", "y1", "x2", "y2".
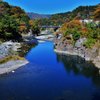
[
  {"x1": 18, "y1": 42, "x2": 38, "y2": 57},
  {"x1": 56, "y1": 53, "x2": 100, "y2": 87}
]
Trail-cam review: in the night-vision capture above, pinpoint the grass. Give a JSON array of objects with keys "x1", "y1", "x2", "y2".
[{"x1": 0, "y1": 55, "x2": 25, "y2": 64}]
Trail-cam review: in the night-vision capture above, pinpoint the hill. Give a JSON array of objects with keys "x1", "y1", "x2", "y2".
[
  {"x1": 34, "y1": 4, "x2": 99, "y2": 26},
  {"x1": 0, "y1": 1, "x2": 30, "y2": 40},
  {"x1": 27, "y1": 12, "x2": 51, "y2": 19}
]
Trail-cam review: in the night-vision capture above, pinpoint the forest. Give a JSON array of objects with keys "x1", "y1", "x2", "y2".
[
  {"x1": 0, "y1": 1, "x2": 40, "y2": 41},
  {"x1": 35, "y1": 4, "x2": 99, "y2": 26}
]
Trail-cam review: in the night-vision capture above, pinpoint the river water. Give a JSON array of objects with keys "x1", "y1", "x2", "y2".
[{"x1": 0, "y1": 42, "x2": 100, "y2": 100}]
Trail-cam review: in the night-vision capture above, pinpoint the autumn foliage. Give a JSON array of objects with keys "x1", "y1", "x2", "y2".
[
  {"x1": 0, "y1": 1, "x2": 30, "y2": 40},
  {"x1": 94, "y1": 5, "x2": 100, "y2": 20},
  {"x1": 60, "y1": 20, "x2": 81, "y2": 33}
]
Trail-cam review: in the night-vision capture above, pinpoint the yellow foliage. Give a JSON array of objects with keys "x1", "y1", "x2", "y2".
[
  {"x1": 29, "y1": 20, "x2": 34, "y2": 26},
  {"x1": 0, "y1": 55, "x2": 25, "y2": 64}
]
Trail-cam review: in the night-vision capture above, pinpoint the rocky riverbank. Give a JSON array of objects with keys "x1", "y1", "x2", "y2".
[
  {"x1": 54, "y1": 36, "x2": 100, "y2": 69},
  {"x1": 0, "y1": 41, "x2": 21, "y2": 59},
  {"x1": 36, "y1": 30, "x2": 54, "y2": 42},
  {"x1": 0, "y1": 41, "x2": 29, "y2": 75}
]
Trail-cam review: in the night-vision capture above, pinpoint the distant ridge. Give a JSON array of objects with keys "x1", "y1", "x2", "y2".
[
  {"x1": 27, "y1": 12, "x2": 51, "y2": 19},
  {"x1": 27, "y1": 4, "x2": 99, "y2": 25}
]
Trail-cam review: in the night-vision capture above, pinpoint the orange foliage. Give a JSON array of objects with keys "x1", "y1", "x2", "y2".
[
  {"x1": 67, "y1": 20, "x2": 81, "y2": 28},
  {"x1": 81, "y1": 27, "x2": 88, "y2": 33},
  {"x1": 81, "y1": 27, "x2": 89, "y2": 37},
  {"x1": 60, "y1": 23, "x2": 68, "y2": 33},
  {"x1": 60, "y1": 20, "x2": 82, "y2": 33},
  {"x1": 19, "y1": 22, "x2": 27, "y2": 32},
  {"x1": 94, "y1": 5, "x2": 100, "y2": 20}
]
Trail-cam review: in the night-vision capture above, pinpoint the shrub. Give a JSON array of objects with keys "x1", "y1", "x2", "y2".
[
  {"x1": 72, "y1": 31, "x2": 81, "y2": 41},
  {"x1": 83, "y1": 38, "x2": 96, "y2": 48},
  {"x1": 90, "y1": 28, "x2": 100, "y2": 39}
]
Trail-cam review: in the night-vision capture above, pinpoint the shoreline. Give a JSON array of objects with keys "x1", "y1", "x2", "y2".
[
  {"x1": 0, "y1": 59, "x2": 29, "y2": 75},
  {"x1": 54, "y1": 49, "x2": 100, "y2": 69},
  {"x1": 0, "y1": 41, "x2": 30, "y2": 75},
  {"x1": 54, "y1": 49, "x2": 89, "y2": 60}
]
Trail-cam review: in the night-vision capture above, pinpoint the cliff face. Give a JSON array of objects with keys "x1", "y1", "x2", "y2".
[
  {"x1": 54, "y1": 36, "x2": 100, "y2": 68},
  {"x1": 93, "y1": 48, "x2": 100, "y2": 68}
]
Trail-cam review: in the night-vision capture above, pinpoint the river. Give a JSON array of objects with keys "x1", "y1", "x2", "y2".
[{"x1": 0, "y1": 42, "x2": 100, "y2": 100}]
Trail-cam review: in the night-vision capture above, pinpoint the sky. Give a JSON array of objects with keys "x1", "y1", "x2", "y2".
[{"x1": 4, "y1": 0, "x2": 100, "y2": 14}]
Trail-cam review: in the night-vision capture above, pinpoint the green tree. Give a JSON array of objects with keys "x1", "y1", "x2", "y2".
[
  {"x1": 0, "y1": 15, "x2": 22, "y2": 40},
  {"x1": 29, "y1": 20, "x2": 40, "y2": 36}
]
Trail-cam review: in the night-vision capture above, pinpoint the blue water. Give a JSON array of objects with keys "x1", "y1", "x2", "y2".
[{"x1": 0, "y1": 42, "x2": 100, "y2": 100}]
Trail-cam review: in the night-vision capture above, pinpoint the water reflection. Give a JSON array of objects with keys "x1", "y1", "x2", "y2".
[
  {"x1": 56, "y1": 53, "x2": 100, "y2": 87},
  {"x1": 18, "y1": 42, "x2": 37, "y2": 57},
  {"x1": 0, "y1": 42, "x2": 100, "y2": 100}
]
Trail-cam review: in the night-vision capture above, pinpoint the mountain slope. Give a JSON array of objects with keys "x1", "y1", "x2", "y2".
[
  {"x1": 27, "y1": 12, "x2": 51, "y2": 19},
  {"x1": 0, "y1": 1, "x2": 30, "y2": 40},
  {"x1": 31, "y1": 4, "x2": 99, "y2": 26}
]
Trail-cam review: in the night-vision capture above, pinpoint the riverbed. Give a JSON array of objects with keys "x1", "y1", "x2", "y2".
[{"x1": 0, "y1": 42, "x2": 100, "y2": 100}]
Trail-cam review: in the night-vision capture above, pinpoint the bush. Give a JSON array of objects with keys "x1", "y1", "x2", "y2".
[
  {"x1": 73, "y1": 32, "x2": 81, "y2": 41},
  {"x1": 64, "y1": 29, "x2": 71, "y2": 36},
  {"x1": 90, "y1": 28, "x2": 100, "y2": 39},
  {"x1": 83, "y1": 38, "x2": 96, "y2": 48}
]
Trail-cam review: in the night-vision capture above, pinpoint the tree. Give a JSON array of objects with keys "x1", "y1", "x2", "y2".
[
  {"x1": 29, "y1": 20, "x2": 40, "y2": 36},
  {"x1": 0, "y1": 1, "x2": 30, "y2": 41},
  {"x1": 0, "y1": 15, "x2": 22, "y2": 40}
]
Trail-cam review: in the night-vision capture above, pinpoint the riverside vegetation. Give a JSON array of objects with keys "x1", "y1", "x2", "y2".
[
  {"x1": 54, "y1": 5, "x2": 100, "y2": 68},
  {"x1": 0, "y1": 1, "x2": 39, "y2": 74},
  {"x1": 0, "y1": 1, "x2": 40, "y2": 41}
]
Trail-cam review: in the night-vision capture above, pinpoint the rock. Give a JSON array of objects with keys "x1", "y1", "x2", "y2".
[
  {"x1": 12, "y1": 70, "x2": 15, "y2": 73},
  {"x1": 75, "y1": 38, "x2": 87, "y2": 48},
  {"x1": 0, "y1": 41, "x2": 21, "y2": 59},
  {"x1": 54, "y1": 36, "x2": 100, "y2": 68}
]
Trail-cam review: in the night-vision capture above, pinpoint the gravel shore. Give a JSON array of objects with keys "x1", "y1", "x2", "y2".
[
  {"x1": 0, "y1": 41, "x2": 29, "y2": 75},
  {"x1": 0, "y1": 60, "x2": 28, "y2": 75}
]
